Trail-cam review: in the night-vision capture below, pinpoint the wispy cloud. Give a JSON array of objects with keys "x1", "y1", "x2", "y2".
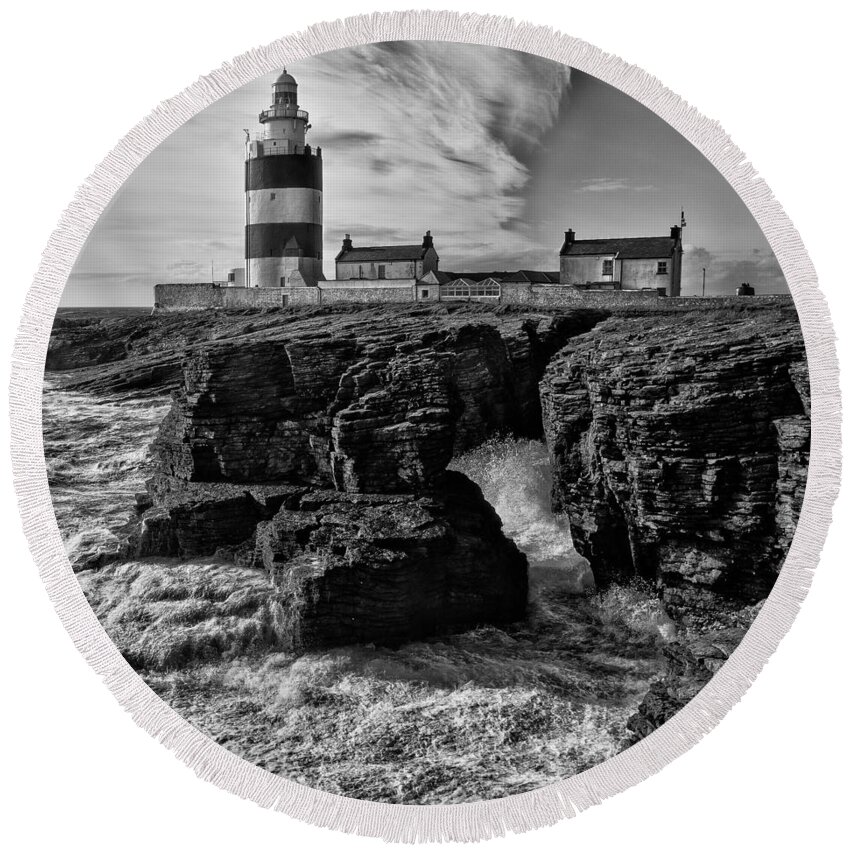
[
  {"x1": 308, "y1": 42, "x2": 571, "y2": 272},
  {"x1": 575, "y1": 177, "x2": 658, "y2": 193},
  {"x1": 317, "y1": 131, "x2": 382, "y2": 147}
]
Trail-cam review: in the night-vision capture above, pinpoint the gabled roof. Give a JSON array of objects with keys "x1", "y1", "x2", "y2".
[
  {"x1": 441, "y1": 270, "x2": 561, "y2": 284},
  {"x1": 337, "y1": 245, "x2": 430, "y2": 263},
  {"x1": 500, "y1": 270, "x2": 561, "y2": 284},
  {"x1": 441, "y1": 271, "x2": 509, "y2": 282},
  {"x1": 420, "y1": 270, "x2": 454, "y2": 285},
  {"x1": 560, "y1": 236, "x2": 677, "y2": 259}
]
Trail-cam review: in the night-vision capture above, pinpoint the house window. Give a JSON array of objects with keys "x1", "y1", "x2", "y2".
[
  {"x1": 270, "y1": 192, "x2": 276, "y2": 200},
  {"x1": 657, "y1": 261, "x2": 668, "y2": 275},
  {"x1": 378, "y1": 264, "x2": 386, "y2": 279},
  {"x1": 421, "y1": 289, "x2": 429, "y2": 299},
  {"x1": 602, "y1": 259, "x2": 614, "y2": 276}
]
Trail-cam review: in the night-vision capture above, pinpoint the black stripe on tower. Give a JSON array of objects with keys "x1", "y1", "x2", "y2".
[
  {"x1": 245, "y1": 153, "x2": 323, "y2": 191},
  {"x1": 245, "y1": 223, "x2": 323, "y2": 259}
]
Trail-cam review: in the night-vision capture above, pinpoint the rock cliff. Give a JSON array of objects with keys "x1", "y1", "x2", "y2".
[
  {"x1": 120, "y1": 306, "x2": 605, "y2": 650},
  {"x1": 52, "y1": 302, "x2": 809, "y2": 675},
  {"x1": 149, "y1": 309, "x2": 605, "y2": 490},
  {"x1": 540, "y1": 307, "x2": 808, "y2": 617}
]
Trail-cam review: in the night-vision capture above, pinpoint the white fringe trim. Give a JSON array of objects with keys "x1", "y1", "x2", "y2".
[{"x1": 8, "y1": 10, "x2": 841, "y2": 843}]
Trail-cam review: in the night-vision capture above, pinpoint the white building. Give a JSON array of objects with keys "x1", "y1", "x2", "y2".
[
  {"x1": 558, "y1": 226, "x2": 684, "y2": 296},
  {"x1": 335, "y1": 231, "x2": 439, "y2": 281}
]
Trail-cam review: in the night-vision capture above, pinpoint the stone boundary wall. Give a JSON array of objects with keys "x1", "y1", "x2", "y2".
[
  {"x1": 155, "y1": 283, "x2": 220, "y2": 311},
  {"x1": 154, "y1": 282, "x2": 794, "y2": 313},
  {"x1": 319, "y1": 279, "x2": 415, "y2": 305},
  {"x1": 320, "y1": 287, "x2": 414, "y2": 304},
  {"x1": 287, "y1": 288, "x2": 321, "y2": 306},
  {"x1": 499, "y1": 283, "x2": 794, "y2": 312},
  {"x1": 154, "y1": 283, "x2": 296, "y2": 311}
]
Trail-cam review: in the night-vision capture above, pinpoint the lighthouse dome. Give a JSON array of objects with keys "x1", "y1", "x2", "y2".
[{"x1": 274, "y1": 70, "x2": 297, "y2": 86}]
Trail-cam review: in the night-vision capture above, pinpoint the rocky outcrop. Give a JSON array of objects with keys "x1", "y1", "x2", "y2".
[
  {"x1": 624, "y1": 624, "x2": 749, "y2": 743},
  {"x1": 46, "y1": 304, "x2": 605, "y2": 400},
  {"x1": 117, "y1": 307, "x2": 606, "y2": 649},
  {"x1": 253, "y1": 472, "x2": 528, "y2": 649},
  {"x1": 120, "y1": 472, "x2": 527, "y2": 651},
  {"x1": 61, "y1": 301, "x2": 809, "y2": 654},
  {"x1": 540, "y1": 307, "x2": 809, "y2": 616},
  {"x1": 150, "y1": 310, "x2": 605, "y2": 490},
  {"x1": 121, "y1": 478, "x2": 306, "y2": 560}
]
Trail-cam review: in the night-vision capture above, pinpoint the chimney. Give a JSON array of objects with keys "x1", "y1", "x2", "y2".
[
  {"x1": 559, "y1": 229, "x2": 576, "y2": 257},
  {"x1": 670, "y1": 225, "x2": 681, "y2": 241},
  {"x1": 422, "y1": 229, "x2": 434, "y2": 250},
  {"x1": 342, "y1": 233, "x2": 353, "y2": 252}
]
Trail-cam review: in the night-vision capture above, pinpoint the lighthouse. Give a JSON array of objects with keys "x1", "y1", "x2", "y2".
[{"x1": 244, "y1": 70, "x2": 324, "y2": 288}]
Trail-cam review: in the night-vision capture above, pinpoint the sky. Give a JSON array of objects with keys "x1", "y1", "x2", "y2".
[{"x1": 63, "y1": 41, "x2": 787, "y2": 306}]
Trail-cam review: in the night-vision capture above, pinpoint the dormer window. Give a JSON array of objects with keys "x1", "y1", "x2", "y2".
[{"x1": 657, "y1": 261, "x2": 668, "y2": 275}]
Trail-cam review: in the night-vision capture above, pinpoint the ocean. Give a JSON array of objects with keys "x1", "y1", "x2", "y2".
[{"x1": 43, "y1": 378, "x2": 672, "y2": 804}]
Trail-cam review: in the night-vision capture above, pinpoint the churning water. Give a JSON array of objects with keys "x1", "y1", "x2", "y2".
[
  {"x1": 449, "y1": 438, "x2": 595, "y2": 592},
  {"x1": 43, "y1": 381, "x2": 670, "y2": 804},
  {"x1": 43, "y1": 376, "x2": 171, "y2": 568}
]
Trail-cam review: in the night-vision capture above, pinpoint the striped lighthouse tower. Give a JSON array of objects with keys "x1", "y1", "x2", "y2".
[{"x1": 245, "y1": 70, "x2": 324, "y2": 288}]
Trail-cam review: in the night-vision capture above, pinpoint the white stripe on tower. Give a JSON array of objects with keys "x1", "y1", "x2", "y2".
[{"x1": 247, "y1": 188, "x2": 322, "y2": 226}]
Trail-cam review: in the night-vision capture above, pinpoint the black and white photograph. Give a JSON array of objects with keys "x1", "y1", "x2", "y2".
[{"x1": 43, "y1": 40, "x2": 810, "y2": 805}]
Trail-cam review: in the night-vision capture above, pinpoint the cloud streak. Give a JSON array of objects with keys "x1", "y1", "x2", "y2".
[{"x1": 575, "y1": 178, "x2": 658, "y2": 193}]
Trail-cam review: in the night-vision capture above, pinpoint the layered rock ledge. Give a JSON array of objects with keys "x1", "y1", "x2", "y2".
[
  {"x1": 253, "y1": 472, "x2": 527, "y2": 649},
  {"x1": 149, "y1": 309, "x2": 605, "y2": 488},
  {"x1": 540, "y1": 307, "x2": 808, "y2": 617},
  {"x1": 107, "y1": 307, "x2": 609, "y2": 651}
]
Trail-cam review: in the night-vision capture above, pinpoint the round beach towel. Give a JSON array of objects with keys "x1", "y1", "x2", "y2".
[{"x1": 9, "y1": 10, "x2": 840, "y2": 843}]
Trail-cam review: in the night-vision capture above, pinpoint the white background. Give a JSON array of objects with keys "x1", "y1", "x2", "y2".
[{"x1": 1, "y1": 2, "x2": 847, "y2": 847}]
